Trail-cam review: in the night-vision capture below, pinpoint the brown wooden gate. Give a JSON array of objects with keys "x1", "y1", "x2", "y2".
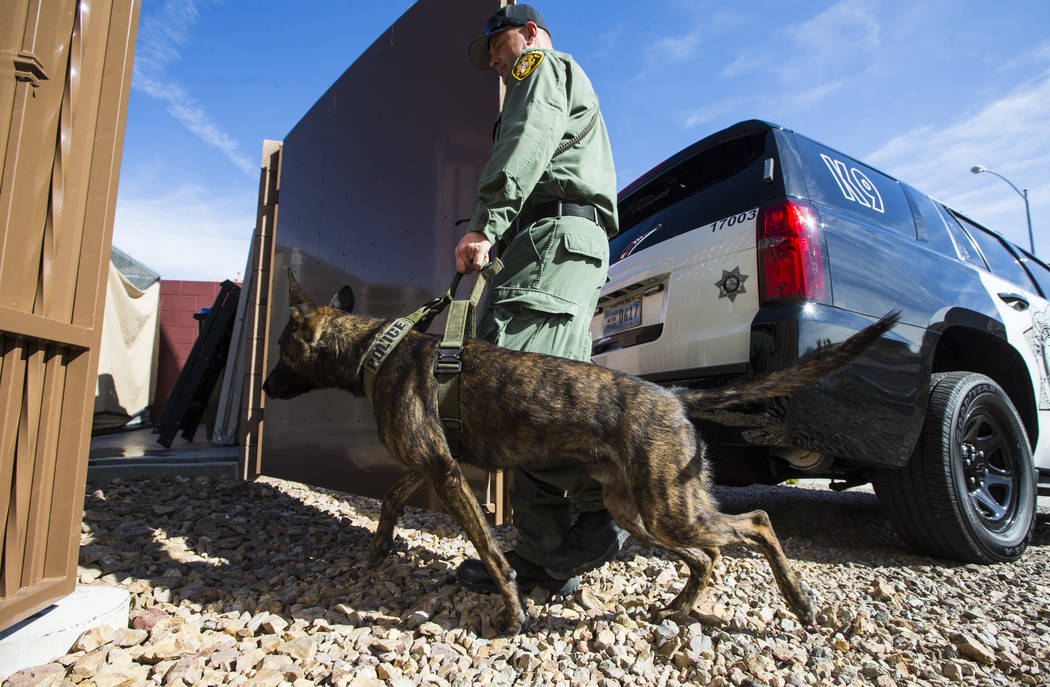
[{"x1": 0, "y1": 0, "x2": 139, "y2": 630}]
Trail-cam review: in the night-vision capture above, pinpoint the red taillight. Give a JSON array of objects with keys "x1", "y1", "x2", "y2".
[{"x1": 757, "y1": 200, "x2": 828, "y2": 304}]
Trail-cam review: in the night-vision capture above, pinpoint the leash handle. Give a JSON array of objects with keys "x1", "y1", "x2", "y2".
[
  {"x1": 450, "y1": 256, "x2": 501, "y2": 300},
  {"x1": 470, "y1": 258, "x2": 503, "y2": 306},
  {"x1": 411, "y1": 260, "x2": 501, "y2": 334},
  {"x1": 462, "y1": 258, "x2": 503, "y2": 338},
  {"x1": 438, "y1": 258, "x2": 503, "y2": 351}
]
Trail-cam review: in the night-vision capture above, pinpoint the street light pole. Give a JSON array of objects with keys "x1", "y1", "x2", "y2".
[{"x1": 971, "y1": 165, "x2": 1035, "y2": 256}]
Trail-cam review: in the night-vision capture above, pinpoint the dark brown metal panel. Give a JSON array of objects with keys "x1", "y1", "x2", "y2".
[{"x1": 260, "y1": 0, "x2": 499, "y2": 509}]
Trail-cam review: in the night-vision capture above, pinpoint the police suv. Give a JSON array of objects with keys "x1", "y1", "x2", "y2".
[{"x1": 591, "y1": 119, "x2": 1048, "y2": 563}]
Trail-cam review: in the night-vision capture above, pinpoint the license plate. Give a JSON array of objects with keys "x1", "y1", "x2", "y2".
[{"x1": 603, "y1": 295, "x2": 642, "y2": 335}]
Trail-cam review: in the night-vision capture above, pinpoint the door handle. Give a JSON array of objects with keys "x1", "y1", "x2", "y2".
[{"x1": 998, "y1": 292, "x2": 1030, "y2": 311}]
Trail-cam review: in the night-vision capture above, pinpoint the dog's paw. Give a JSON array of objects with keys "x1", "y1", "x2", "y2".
[
  {"x1": 496, "y1": 609, "x2": 525, "y2": 637},
  {"x1": 654, "y1": 607, "x2": 688, "y2": 624},
  {"x1": 792, "y1": 581, "x2": 816, "y2": 626}
]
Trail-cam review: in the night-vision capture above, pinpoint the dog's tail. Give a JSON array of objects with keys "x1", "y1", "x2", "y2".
[{"x1": 677, "y1": 311, "x2": 900, "y2": 414}]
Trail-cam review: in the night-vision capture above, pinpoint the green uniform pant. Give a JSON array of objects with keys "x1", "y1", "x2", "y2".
[{"x1": 477, "y1": 214, "x2": 610, "y2": 566}]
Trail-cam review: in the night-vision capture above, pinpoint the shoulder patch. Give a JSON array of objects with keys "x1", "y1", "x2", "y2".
[{"x1": 512, "y1": 52, "x2": 544, "y2": 81}]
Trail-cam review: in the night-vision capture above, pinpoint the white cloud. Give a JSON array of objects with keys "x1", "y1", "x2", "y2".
[
  {"x1": 632, "y1": 7, "x2": 744, "y2": 80},
  {"x1": 999, "y1": 38, "x2": 1050, "y2": 72},
  {"x1": 132, "y1": 0, "x2": 255, "y2": 177},
  {"x1": 720, "y1": 51, "x2": 763, "y2": 79},
  {"x1": 112, "y1": 183, "x2": 256, "y2": 281},
  {"x1": 654, "y1": 30, "x2": 704, "y2": 64},
  {"x1": 866, "y1": 70, "x2": 1050, "y2": 255},
  {"x1": 680, "y1": 95, "x2": 753, "y2": 129},
  {"x1": 794, "y1": 0, "x2": 880, "y2": 54},
  {"x1": 695, "y1": 0, "x2": 881, "y2": 126},
  {"x1": 781, "y1": 79, "x2": 847, "y2": 110},
  {"x1": 720, "y1": 0, "x2": 880, "y2": 83}
]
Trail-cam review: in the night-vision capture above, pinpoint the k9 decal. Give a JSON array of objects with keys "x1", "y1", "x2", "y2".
[{"x1": 820, "y1": 153, "x2": 885, "y2": 213}]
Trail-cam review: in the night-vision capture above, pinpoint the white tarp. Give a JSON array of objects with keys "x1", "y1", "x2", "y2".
[{"x1": 93, "y1": 262, "x2": 160, "y2": 430}]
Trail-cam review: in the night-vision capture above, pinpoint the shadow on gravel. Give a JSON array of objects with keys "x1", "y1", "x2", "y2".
[
  {"x1": 709, "y1": 483, "x2": 928, "y2": 567},
  {"x1": 81, "y1": 475, "x2": 1047, "y2": 634},
  {"x1": 81, "y1": 475, "x2": 513, "y2": 630},
  {"x1": 714, "y1": 483, "x2": 1050, "y2": 568}
]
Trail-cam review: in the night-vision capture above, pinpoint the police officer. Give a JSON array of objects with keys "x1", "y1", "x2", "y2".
[{"x1": 455, "y1": 4, "x2": 626, "y2": 596}]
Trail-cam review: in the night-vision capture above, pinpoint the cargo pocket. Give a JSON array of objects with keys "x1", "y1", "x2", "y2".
[
  {"x1": 559, "y1": 230, "x2": 607, "y2": 268},
  {"x1": 481, "y1": 297, "x2": 585, "y2": 358},
  {"x1": 534, "y1": 218, "x2": 609, "y2": 313},
  {"x1": 479, "y1": 217, "x2": 609, "y2": 359}
]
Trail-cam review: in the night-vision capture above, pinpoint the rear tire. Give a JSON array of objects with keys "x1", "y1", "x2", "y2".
[{"x1": 873, "y1": 371, "x2": 1035, "y2": 563}]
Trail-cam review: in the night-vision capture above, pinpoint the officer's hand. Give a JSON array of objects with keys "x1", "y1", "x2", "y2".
[{"x1": 455, "y1": 232, "x2": 492, "y2": 274}]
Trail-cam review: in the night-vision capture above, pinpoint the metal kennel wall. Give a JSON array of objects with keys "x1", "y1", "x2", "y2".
[
  {"x1": 0, "y1": 0, "x2": 139, "y2": 629},
  {"x1": 240, "y1": 0, "x2": 505, "y2": 516}
]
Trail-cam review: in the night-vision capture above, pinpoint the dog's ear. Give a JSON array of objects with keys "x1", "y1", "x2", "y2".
[
  {"x1": 329, "y1": 286, "x2": 355, "y2": 313},
  {"x1": 287, "y1": 267, "x2": 316, "y2": 314}
]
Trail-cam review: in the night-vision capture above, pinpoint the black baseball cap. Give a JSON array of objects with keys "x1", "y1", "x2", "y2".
[{"x1": 468, "y1": 4, "x2": 550, "y2": 70}]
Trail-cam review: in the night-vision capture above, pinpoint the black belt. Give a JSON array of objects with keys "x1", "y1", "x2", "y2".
[{"x1": 517, "y1": 201, "x2": 605, "y2": 233}]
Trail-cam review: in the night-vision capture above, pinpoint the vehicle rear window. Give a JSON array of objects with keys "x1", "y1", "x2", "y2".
[
  {"x1": 794, "y1": 136, "x2": 915, "y2": 239},
  {"x1": 953, "y1": 212, "x2": 1037, "y2": 290},
  {"x1": 611, "y1": 131, "x2": 768, "y2": 263}
]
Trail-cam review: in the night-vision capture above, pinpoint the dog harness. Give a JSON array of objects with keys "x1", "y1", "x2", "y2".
[{"x1": 359, "y1": 260, "x2": 503, "y2": 455}]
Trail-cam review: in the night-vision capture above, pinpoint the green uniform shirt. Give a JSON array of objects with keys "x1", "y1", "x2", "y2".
[{"x1": 467, "y1": 47, "x2": 619, "y2": 244}]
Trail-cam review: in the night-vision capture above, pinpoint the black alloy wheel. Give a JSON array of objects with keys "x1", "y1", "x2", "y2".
[
  {"x1": 874, "y1": 371, "x2": 1036, "y2": 563},
  {"x1": 958, "y1": 408, "x2": 1020, "y2": 533}
]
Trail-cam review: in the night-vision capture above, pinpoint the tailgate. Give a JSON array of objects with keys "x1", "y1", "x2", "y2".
[{"x1": 590, "y1": 209, "x2": 760, "y2": 378}]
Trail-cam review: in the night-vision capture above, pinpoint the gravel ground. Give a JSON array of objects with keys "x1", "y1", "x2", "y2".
[{"x1": 8, "y1": 474, "x2": 1049, "y2": 687}]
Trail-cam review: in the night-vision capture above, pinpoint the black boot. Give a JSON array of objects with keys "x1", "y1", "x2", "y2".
[
  {"x1": 456, "y1": 550, "x2": 580, "y2": 595},
  {"x1": 544, "y1": 509, "x2": 628, "y2": 579}
]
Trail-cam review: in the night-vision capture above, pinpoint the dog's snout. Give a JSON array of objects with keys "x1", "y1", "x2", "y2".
[
  {"x1": 262, "y1": 364, "x2": 290, "y2": 399},
  {"x1": 262, "y1": 371, "x2": 283, "y2": 398},
  {"x1": 262, "y1": 362, "x2": 309, "y2": 400}
]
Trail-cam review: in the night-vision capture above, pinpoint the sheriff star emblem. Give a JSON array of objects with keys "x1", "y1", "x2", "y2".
[
  {"x1": 513, "y1": 52, "x2": 544, "y2": 81},
  {"x1": 716, "y1": 267, "x2": 748, "y2": 302}
]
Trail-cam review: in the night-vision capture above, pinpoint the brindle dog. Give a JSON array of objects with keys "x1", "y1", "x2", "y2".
[{"x1": 263, "y1": 269, "x2": 898, "y2": 634}]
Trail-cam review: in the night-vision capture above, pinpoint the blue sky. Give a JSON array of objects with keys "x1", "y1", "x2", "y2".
[{"x1": 113, "y1": 0, "x2": 1050, "y2": 280}]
